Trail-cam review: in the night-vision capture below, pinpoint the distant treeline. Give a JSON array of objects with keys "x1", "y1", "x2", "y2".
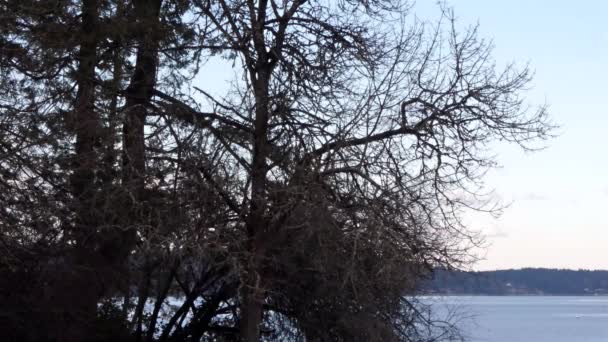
[{"x1": 422, "y1": 268, "x2": 608, "y2": 295}]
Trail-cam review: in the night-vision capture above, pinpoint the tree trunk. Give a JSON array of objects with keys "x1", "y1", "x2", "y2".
[
  {"x1": 122, "y1": 0, "x2": 161, "y2": 196},
  {"x1": 52, "y1": 0, "x2": 102, "y2": 340},
  {"x1": 240, "y1": 267, "x2": 265, "y2": 342},
  {"x1": 120, "y1": 0, "x2": 162, "y2": 258},
  {"x1": 240, "y1": 67, "x2": 272, "y2": 341}
]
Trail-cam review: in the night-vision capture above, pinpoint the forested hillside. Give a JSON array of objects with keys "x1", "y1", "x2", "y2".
[{"x1": 424, "y1": 269, "x2": 608, "y2": 295}]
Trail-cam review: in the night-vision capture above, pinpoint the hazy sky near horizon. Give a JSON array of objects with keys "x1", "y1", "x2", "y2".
[{"x1": 195, "y1": 1, "x2": 608, "y2": 270}]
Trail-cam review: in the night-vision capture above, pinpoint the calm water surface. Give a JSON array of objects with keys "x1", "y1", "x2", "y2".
[{"x1": 432, "y1": 296, "x2": 608, "y2": 342}]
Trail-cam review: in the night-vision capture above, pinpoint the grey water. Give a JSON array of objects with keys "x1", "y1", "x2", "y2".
[{"x1": 432, "y1": 296, "x2": 608, "y2": 342}]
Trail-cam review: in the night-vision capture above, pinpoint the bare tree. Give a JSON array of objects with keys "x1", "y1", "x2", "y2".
[{"x1": 171, "y1": 1, "x2": 552, "y2": 340}]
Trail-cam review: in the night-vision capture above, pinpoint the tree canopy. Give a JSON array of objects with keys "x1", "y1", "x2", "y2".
[{"x1": 0, "y1": 0, "x2": 551, "y2": 341}]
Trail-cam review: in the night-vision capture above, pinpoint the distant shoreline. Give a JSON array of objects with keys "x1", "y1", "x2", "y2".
[{"x1": 422, "y1": 268, "x2": 608, "y2": 296}]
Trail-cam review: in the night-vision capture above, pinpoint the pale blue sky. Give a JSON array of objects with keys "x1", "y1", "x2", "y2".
[
  {"x1": 194, "y1": 1, "x2": 608, "y2": 270},
  {"x1": 423, "y1": 0, "x2": 608, "y2": 270}
]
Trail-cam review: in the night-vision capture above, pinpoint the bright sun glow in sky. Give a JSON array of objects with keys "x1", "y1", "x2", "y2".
[{"x1": 194, "y1": 1, "x2": 608, "y2": 271}]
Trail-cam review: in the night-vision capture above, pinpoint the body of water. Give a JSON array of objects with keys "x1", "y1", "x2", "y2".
[{"x1": 432, "y1": 296, "x2": 608, "y2": 342}]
